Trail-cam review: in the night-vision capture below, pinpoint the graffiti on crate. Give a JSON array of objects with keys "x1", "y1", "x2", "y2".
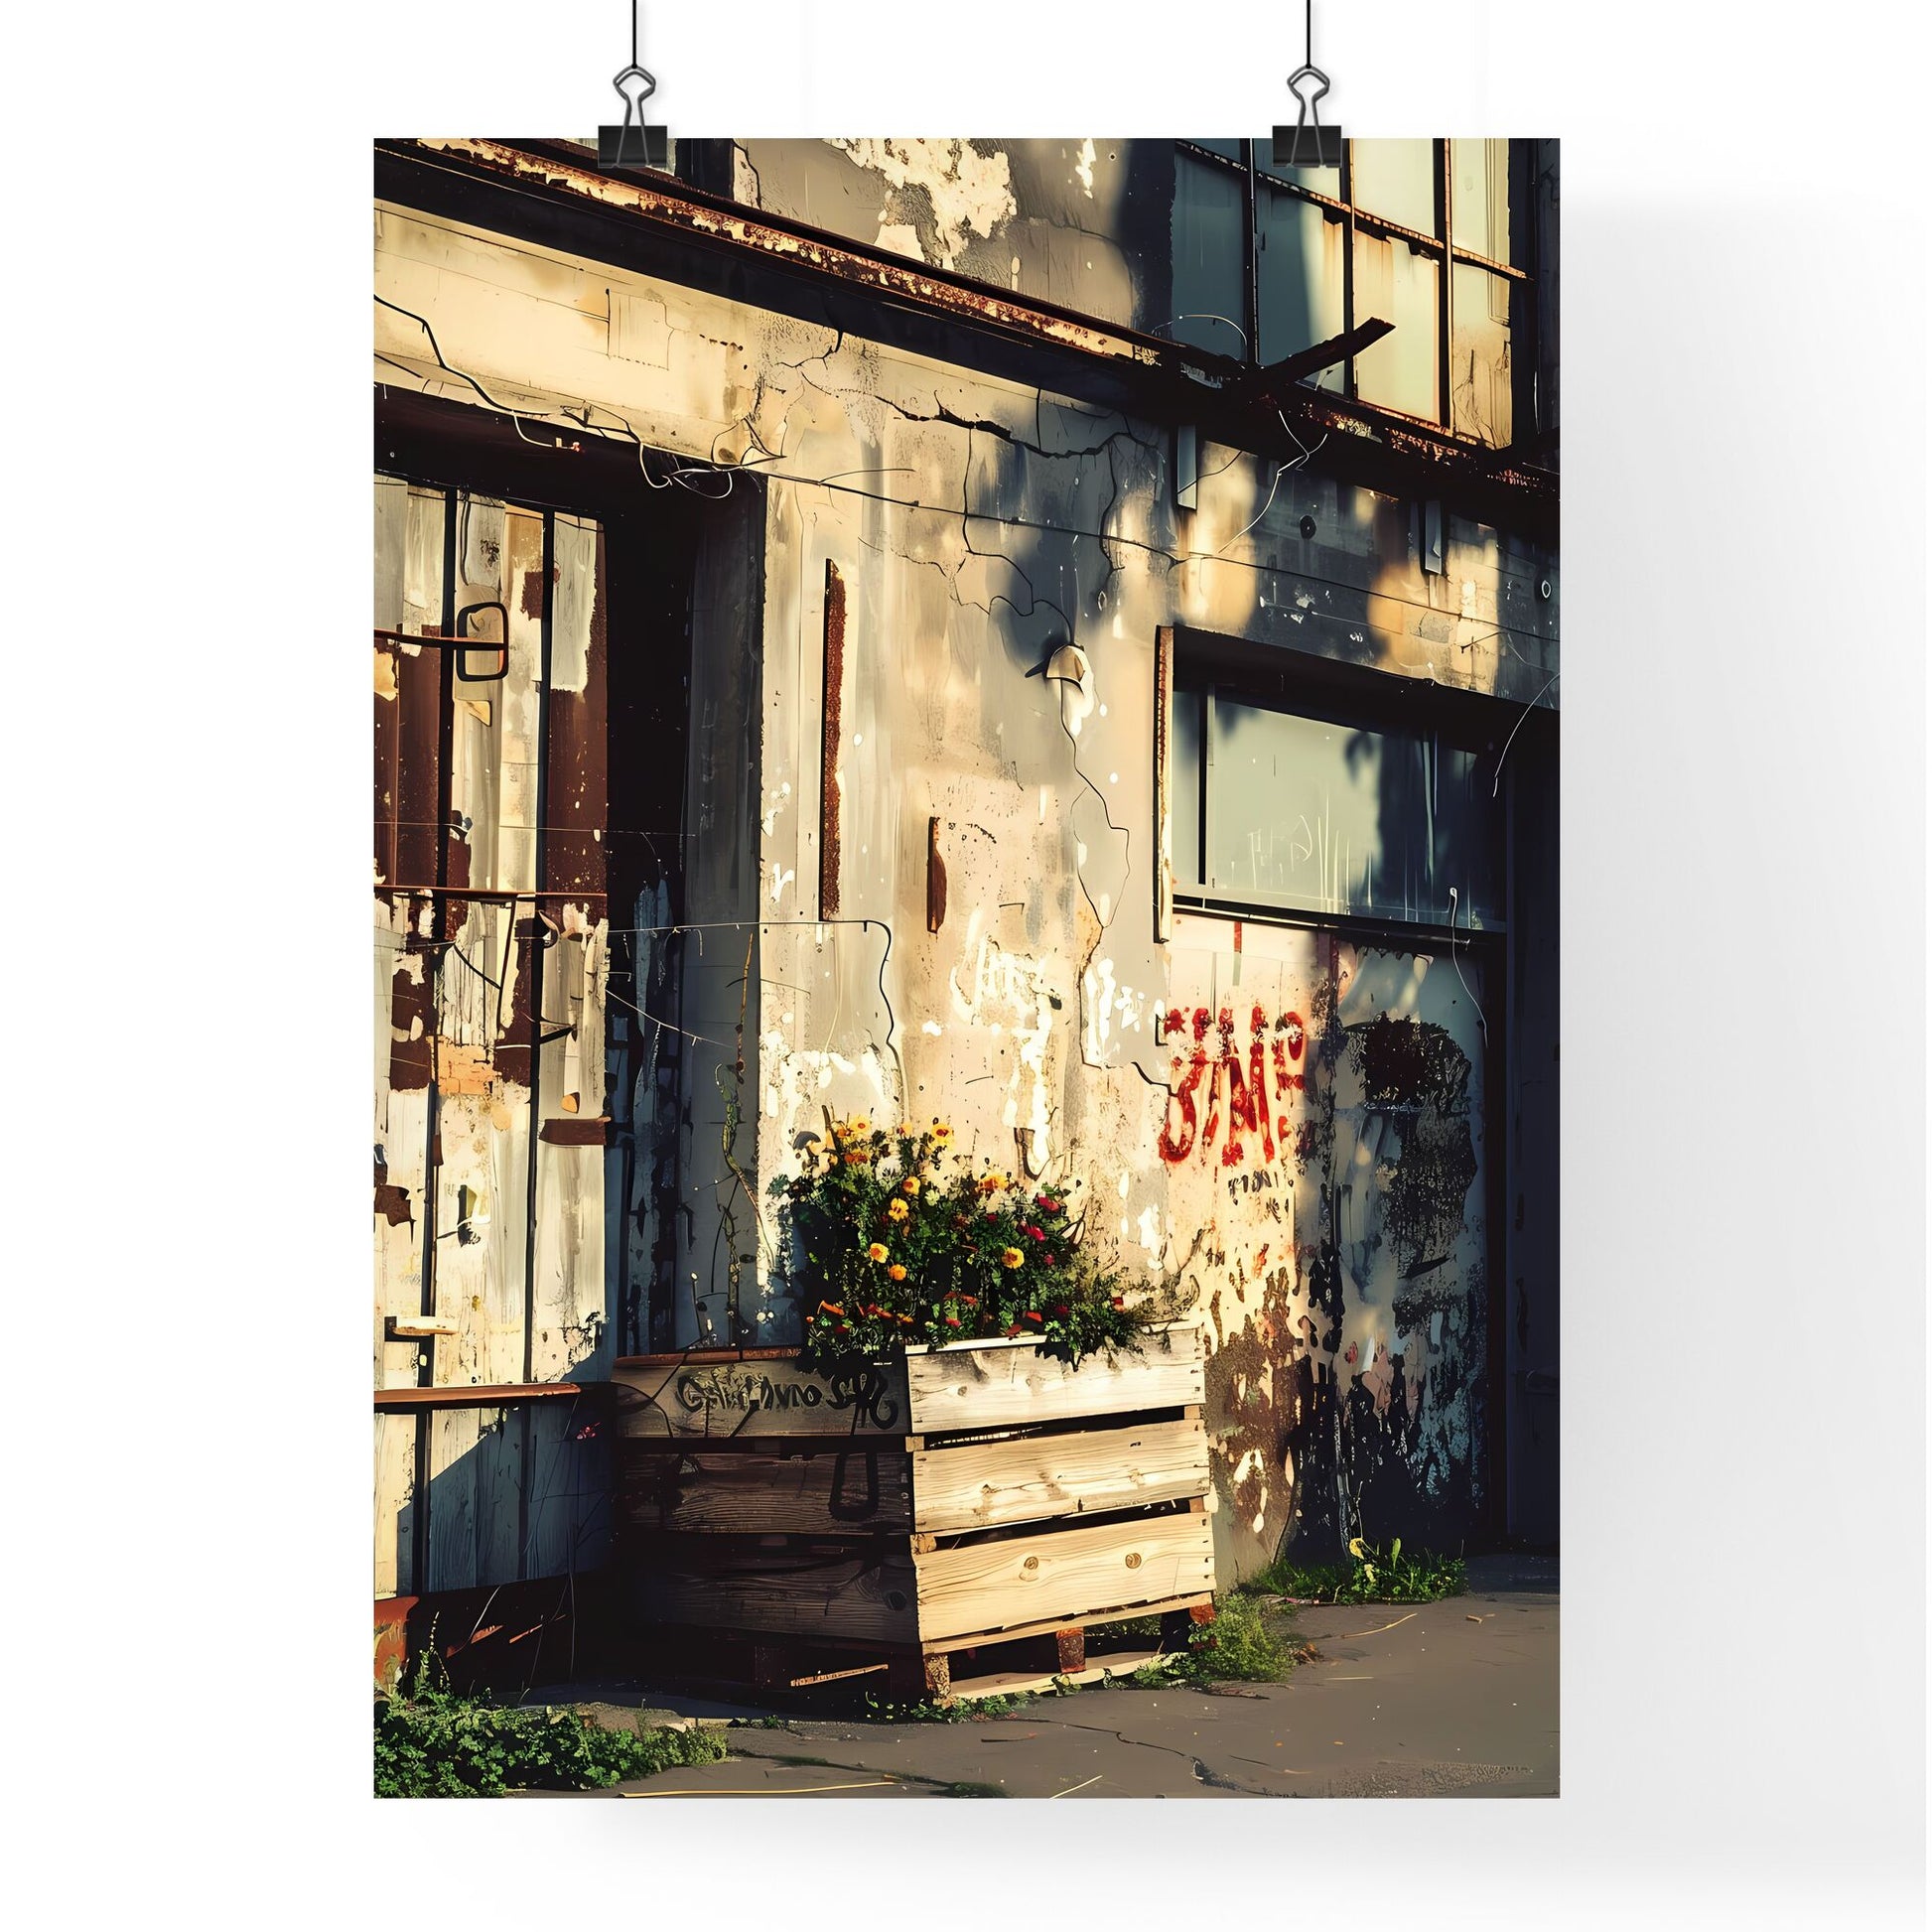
[
  {"x1": 671, "y1": 1361, "x2": 901, "y2": 1430},
  {"x1": 1156, "y1": 1004, "x2": 1309, "y2": 1169}
]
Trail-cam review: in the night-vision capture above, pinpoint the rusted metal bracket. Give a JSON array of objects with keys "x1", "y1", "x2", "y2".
[
  {"x1": 1234, "y1": 318, "x2": 1393, "y2": 402},
  {"x1": 372, "y1": 620, "x2": 508, "y2": 683},
  {"x1": 385, "y1": 1314, "x2": 459, "y2": 1341}
]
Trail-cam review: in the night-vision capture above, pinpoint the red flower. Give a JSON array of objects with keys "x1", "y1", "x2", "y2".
[
  {"x1": 1052, "y1": 1305, "x2": 1070, "y2": 1317},
  {"x1": 961, "y1": 1295, "x2": 978, "y2": 1308},
  {"x1": 944, "y1": 1315, "x2": 961, "y2": 1327},
  {"x1": 1043, "y1": 1254, "x2": 1056, "y2": 1266},
  {"x1": 1028, "y1": 1225, "x2": 1045, "y2": 1241},
  {"x1": 1024, "y1": 1311, "x2": 1042, "y2": 1323},
  {"x1": 1111, "y1": 1296, "x2": 1125, "y2": 1309}
]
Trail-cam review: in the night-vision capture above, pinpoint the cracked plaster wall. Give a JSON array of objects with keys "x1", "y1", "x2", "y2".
[{"x1": 373, "y1": 172, "x2": 1557, "y2": 1578}]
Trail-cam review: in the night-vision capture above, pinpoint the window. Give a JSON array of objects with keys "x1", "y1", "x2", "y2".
[
  {"x1": 1172, "y1": 138, "x2": 1533, "y2": 448},
  {"x1": 1169, "y1": 667, "x2": 1502, "y2": 933}
]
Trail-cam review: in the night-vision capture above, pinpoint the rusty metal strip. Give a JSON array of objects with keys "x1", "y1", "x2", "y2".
[
  {"x1": 1154, "y1": 627, "x2": 1174, "y2": 943},
  {"x1": 925, "y1": 817, "x2": 946, "y2": 933},
  {"x1": 374, "y1": 1382, "x2": 600, "y2": 1409},
  {"x1": 819, "y1": 559, "x2": 845, "y2": 920},
  {"x1": 397, "y1": 139, "x2": 1171, "y2": 372}
]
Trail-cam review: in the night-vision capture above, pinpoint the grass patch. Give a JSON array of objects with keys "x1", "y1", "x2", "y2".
[
  {"x1": 375, "y1": 1659, "x2": 728, "y2": 1797},
  {"x1": 1141, "y1": 1591, "x2": 1293, "y2": 1688},
  {"x1": 1248, "y1": 1537, "x2": 1466, "y2": 1605}
]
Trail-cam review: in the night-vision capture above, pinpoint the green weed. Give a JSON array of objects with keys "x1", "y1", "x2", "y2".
[
  {"x1": 1248, "y1": 1536, "x2": 1466, "y2": 1605},
  {"x1": 374, "y1": 1654, "x2": 728, "y2": 1797}
]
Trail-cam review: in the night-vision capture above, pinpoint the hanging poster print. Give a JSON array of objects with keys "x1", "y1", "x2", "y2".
[{"x1": 372, "y1": 118, "x2": 1559, "y2": 1795}]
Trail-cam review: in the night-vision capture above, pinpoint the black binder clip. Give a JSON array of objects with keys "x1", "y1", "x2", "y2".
[
  {"x1": 1273, "y1": 2, "x2": 1342, "y2": 168},
  {"x1": 598, "y1": 6, "x2": 667, "y2": 171}
]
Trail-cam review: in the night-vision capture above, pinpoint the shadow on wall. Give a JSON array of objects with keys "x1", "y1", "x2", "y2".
[{"x1": 375, "y1": 1398, "x2": 615, "y2": 1689}]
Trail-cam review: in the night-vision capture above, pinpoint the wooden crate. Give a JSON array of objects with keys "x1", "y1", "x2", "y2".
[{"x1": 610, "y1": 1325, "x2": 1216, "y2": 1692}]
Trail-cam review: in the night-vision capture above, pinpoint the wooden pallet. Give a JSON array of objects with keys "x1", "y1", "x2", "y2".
[
  {"x1": 640, "y1": 1593, "x2": 1216, "y2": 1703},
  {"x1": 610, "y1": 1326, "x2": 1218, "y2": 1700}
]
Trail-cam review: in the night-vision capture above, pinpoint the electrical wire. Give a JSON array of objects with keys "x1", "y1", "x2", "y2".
[
  {"x1": 373, "y1": 324, "x2": 1555, "y2": 655},
  {"x1": 1445, "y1": 887, "x2": 1488, "y2": 1044}
]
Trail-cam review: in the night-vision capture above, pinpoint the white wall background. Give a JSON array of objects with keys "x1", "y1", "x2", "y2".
[{"x1": 8, "y1": 3, "x2": 1923, "y2": 1926}]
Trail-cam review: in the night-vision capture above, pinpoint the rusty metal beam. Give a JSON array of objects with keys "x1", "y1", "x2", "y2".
[
  {"x1": 1240, "y1": 317, "x2": 1395, "y2": 396},
  {"x1": 373, "y1": 1381, "x2": 603, "y2": 1409}
]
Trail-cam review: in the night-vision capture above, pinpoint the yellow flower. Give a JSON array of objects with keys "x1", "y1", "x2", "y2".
[
  {"x1": 900, "y1": 1177, "x2": 921, "y2": 1197},
  {"x1": 978, "y1": 1172, "x2": 1007, "y2": 1194},
  {"x1": 888, "y1": 1264, "x2": 907, "y2": 1282},
  {"x1": 868, "y1": 1242, "x2": 890, "y2": 1264},
  {"x1": 1001, "y1": 1246, "x2": 1025, "y2": 1269},
  {"x1": 886, "y1": 1197, "x2": 909, "y2": 1222},
  {"x1": 930, "y1": 1121, "x2": 953, "y2": 1141},
  {"x1": 846, "y1": 1116, "x2": 872, "y2": 1137}
]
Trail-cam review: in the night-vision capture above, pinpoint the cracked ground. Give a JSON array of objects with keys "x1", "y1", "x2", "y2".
[{"x1": 524, "y1": 1554, "x2": 1557, "y2": 1800}]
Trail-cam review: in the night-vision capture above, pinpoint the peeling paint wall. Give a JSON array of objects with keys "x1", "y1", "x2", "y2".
[
  {"x1": 733, "y1": 138, "x2": 1175, "y2": 328},
  {"x1": 372, "y1": 140, "x2": 1558, "y2": 1585}
]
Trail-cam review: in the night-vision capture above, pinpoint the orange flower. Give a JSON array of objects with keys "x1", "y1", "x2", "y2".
[
  {"x1": 818, "y1": 1301, "x2": 844, "y2": 1317},
  {"x1": 867, "y1": 1242, "x2": 890, "y2": 1264},
  {"x1": 1001, "y1": 1246, "x2": 1025, "y2": 1270},
  {"x1": 900, "y1": 1177, "x2": 921, "y2": 1197},
  {"x1": 888, "y1": 1264, "x2": 907, "y2": 1282}
]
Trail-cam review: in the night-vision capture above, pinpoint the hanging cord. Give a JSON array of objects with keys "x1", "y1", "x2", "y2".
[
  {"x1": 611, "y1": 1, "x2": 657, "y2": 160},
  {"x1": 1491, "y1": 668, "x2": 1561, "y2": 796},
  {"x1": 1445, "y1": 887, "x2": 1488, "y2": 1045}
]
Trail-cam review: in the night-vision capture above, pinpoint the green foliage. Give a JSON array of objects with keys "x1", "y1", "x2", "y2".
[
  {"x1": 374, "y1": 1656, "x2": 727, "y2": 1797},
  {"x1": 1249, "y1": 1536, "x2": 1467, "y2": 1605},
  {"x1": 1155, "y1": 1592, "x2": 1293, "y2": 1687},
  {"x1": 860, "y1": 1686, "x2": 1045, "y2": 1724},
  {"x1": 767, "y1": 1114, "x2": 1148, "y2": 1369}
]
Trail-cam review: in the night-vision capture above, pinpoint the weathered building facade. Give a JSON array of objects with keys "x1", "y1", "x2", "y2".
[{"x1": 372, "y1": 136, "x2": 1559, "y2": 1665}]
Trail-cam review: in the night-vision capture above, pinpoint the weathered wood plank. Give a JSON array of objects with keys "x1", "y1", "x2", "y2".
[
  {"x1": 473, "y1": 1407, "x2": 524, "y2": 1586},
  {"x1": 904, "y1": 1325, "x2": 1204, "y2": 1436},
  {"x1": 911, "y1": 1419, "x2": 1208, "y2": 1535},
  {"x1": 611, "y1": 1353, "x2": 912, "y2": 1440},
  {"x1": 425, "y1": 1407, "x2": 482, "y2": 1592},
  {"x1": 618, "y1": 1443, "x2": 913, "y2": 1535},
  {"x1": 913, "y1": 1510, "x2": 1216, "y2": 1645},
  {"x1": 373, "y1": 1410, "x2": 417, "y2": 1597},
  {"x1": 627, "y1": 1535, "x2": 920, "y2": 1645}
]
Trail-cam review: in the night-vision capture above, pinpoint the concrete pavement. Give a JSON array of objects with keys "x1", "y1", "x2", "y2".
[{"x1": 525, "y1": 1553, "x2": 1558, "y2": 1799}]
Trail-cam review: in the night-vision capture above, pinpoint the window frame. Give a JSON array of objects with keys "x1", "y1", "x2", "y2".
[
  {"x1": 1159, "y1": 624, "x2": 1511, "y2": 944},
  {"x1": 1173, "y1": 138, "x2": 1531, "y2": 444}
]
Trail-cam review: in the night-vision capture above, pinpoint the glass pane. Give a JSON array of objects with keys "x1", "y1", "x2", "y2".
[
  {"x1": 1171, "y1": 687, "x2": 1203, "y2": 884},
  {"x1": 1181, "y1": 138, "x2": 1245, "y2": 163},
  {"x1": 1204, "y1": 698, "x2": 1498, "y2": 928},
  {"x1": 1450, "y1": 263, "x2": 1514, "y2": 447},
  {"x1": 1256, "y1": 186, "x2": 1346, "y2": 387},
  {"x1": 1450, "y1": 138, "x2": 1511, "y2": 261},
  {"x1": 1254, "y1": 131, "x2": 1340, "y2": 200},
  {"x1": 1348, "y1": 139, "x2": 1438, "y2": 235},
  {"x1": 1351, "y1": 232, "x2": 1441, "y2": 420},
  {"x1": 1171, "y1": 155, "x2": 1249, "y2": 357}
]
